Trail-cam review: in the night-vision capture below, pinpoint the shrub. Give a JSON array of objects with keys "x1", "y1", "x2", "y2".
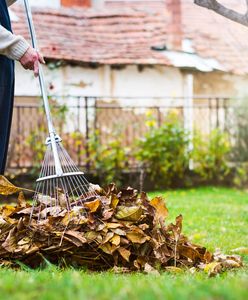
[
  {"x1": 192, "y1": 129, "x2": 231, "y2": 182},
  {"x1": 87, "y1": 129, "x2": 131, "y2": 187},
  {"x1": 135, "y1": 115, "x2": 190, "y2": 188}
]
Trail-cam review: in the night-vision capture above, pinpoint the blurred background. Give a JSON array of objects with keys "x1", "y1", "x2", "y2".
[{"x1": 7, "y1": 0, "x2": 248, "y2": 190}]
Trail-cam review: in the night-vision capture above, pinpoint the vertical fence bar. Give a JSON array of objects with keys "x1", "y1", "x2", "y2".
[
  {"x1": 85, "y1": 97, "x2": 90, "y2": 172},
  {"x1": 208, "y1": 97, "x2": 212, "y2": 132},
  {"x1": 224, "y1": 98, "x2": 228, "y2": 132},
  {"x1": 156, "y1": 106, "x2": 161, "y2": 127},
  {"x1": 94, "y1": 97, "x2": 98, "y2": 133},
  {"x1": 184, "y1": 74, "x2": 194, "y2": 170},
  {"x1": 77, "y1": 96, "x2": 81, "y2": 166},
  {"x1": 216, "y1": 97, "x2": 220, "y2": 128}
]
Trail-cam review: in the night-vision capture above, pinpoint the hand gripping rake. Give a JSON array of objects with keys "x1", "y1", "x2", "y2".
[{"x1": 23, "y1": 0, "x2": 98, "y2": 221}]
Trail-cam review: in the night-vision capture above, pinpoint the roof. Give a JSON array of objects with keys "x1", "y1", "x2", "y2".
[{"x1": 11, "y1": 0, "x2": 248, "y2": 74}]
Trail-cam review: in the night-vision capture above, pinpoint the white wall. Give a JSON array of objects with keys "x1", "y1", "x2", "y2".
[
  {"x1": 15, "y1": 63, "x2": 185, "y2": 101},
  {"x1": 16, "y1": 0, "x2": 61, "y2": 8}
]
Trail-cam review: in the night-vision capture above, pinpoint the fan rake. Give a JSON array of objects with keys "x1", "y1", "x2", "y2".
[{"x1": 23, "y1": 0, "x2": 98, "y2": 221}]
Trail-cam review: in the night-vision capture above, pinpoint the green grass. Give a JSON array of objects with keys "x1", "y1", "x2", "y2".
[{"x1": 0, "y1": 187, "x2": 247, "y2": 300}]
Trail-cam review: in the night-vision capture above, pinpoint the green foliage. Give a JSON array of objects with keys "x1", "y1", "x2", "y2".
[
  {"x1": 87, "y1": 129, "x2": 130, "y2": 187},
  {"x1": 25, "y1": 98, "x2": 68, "y2": 174},
  {"x1": 135, "y1": 115, "x2": 190, "y2": 187},
  {"x1": 232, "y1": 163, "x2": 248, "y2": 188},
  {"x1": 229, "y1": 99, "x2": 248, "y2": 163},
  {"x1": 192, "y1": 129, "x2": 231, "y2": 182}
]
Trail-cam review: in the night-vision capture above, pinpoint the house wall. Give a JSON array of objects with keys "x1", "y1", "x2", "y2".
[
  {"x1": 27, "y1": 0, "x2": 61, "y2": 8},
  {"x1": 194, "y1": 71, "x2": 248, "y2": 98},
  {"x1": 14, "y1": 64, "x2": 185, "y2": 101}
]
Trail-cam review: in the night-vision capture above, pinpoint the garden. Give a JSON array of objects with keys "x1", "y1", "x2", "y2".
[{"x1": 0, "y1": 101, "x2": 247, "y2": 299}]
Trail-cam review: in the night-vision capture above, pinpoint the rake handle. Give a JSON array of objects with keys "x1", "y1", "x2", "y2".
[{"x1": 23, "y1": 0, "x2": 63, "y2": 176}]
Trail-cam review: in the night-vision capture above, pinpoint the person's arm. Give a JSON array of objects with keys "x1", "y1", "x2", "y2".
[
  {"x1": 0, "y1": 25, "x2": 29, "y2": 60},
  {"x1": 0, "y1": 1, "x2": 45, "y2": 75}
]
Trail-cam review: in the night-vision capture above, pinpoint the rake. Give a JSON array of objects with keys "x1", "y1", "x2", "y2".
[{"x1": 23, "y1": 0, "x2": 98, "y2": 221}]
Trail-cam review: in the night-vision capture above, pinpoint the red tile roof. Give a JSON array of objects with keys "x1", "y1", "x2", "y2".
[{"x1": 11, "y1": 0, "x2": 248, "y2": 74}]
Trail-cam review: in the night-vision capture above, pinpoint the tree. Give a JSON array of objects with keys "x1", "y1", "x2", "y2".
[{"x1": 194, "y1": 0, "x2": 248, "y2": 27}]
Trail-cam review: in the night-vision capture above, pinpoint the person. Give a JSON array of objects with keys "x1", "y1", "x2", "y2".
[{"x1": 0, "y1": 0, "x2": 45, "y2": 175}]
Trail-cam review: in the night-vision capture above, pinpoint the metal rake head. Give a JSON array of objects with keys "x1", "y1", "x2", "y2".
[{"x1": 31, "y1": 142, "x2": 98, "y2": 221}]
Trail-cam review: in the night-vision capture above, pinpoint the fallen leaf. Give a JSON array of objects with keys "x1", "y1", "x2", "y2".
[
  {"x1": 231, "y1": 247, "x2": 248, "y2": 255},
  {"x1": 99, "y1": 242, "x2": 117, "y2": 255},
  {"x1": 2, "y1": 227, "x2": 17, "y2": 253},
  {"x1": 111, "y1": 228, "x2": 126, "y2": 236},
  {"x1": 110, "y1": 234, "x2": 121, "y2": 246},
  {"x1": 102, "y1": 232, "x2": 114, "y2": 244},
  {"x1": 117, "y1": 247, "x2": 131, "y2": 262},
  {"x1": 18, "y1": 192, "x2": 27, "y2": 208},
  {"x1": 126, "y1": 231, "x2": 150, "y2": 244},
  {"x1": 64, "y1": 230, "x2": 87, "y2": 247},
  {"x1": 84, "y1": 199, "x2": 101, "y2": 213},
  {"x1": 150, "y1": 196, "x2": 168, "y2": 220},
  {"x1": 115, "y1": 206, "x2": 143, "y2": 221},
  {"x1": 0, "y1": 176, "x2": 21, "y2": 196},
  {"x1": 110, "y1": 194, "x2": 119, "y2": 209},
  {"x1": 203, "y1": 262, "x2": 222, "y2": 277}
]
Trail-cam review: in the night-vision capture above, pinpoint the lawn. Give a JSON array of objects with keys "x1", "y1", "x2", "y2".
[{"x1": 0, "y1": 187, "x2": 247, "y2": 300}]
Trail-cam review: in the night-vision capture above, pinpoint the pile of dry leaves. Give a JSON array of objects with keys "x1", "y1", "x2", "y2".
[{"x1": 0, "y1": 176, "x2": 243, "y2": 275}]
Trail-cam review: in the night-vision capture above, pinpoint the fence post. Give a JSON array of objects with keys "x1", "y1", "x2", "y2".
[
  {"x1": 216, "y1": 97, "x2": 220, "y2": 128},
  {"x1": 77, "y1": 97, "x2": 81, "y2": 166},
  {"x1": 156, "y1": 106, "x2": 161, "y2": 127},
  {"x1": 184, "y1": 74, "x2": 194, "y2": 170}
]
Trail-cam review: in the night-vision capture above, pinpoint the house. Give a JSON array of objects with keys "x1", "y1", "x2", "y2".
[
  {"x1": 11, "y1": 0, "x2": 248, "y2": 100},
  {"x1": 7, "y1": 0, "x2": 248, "y2": 168}
]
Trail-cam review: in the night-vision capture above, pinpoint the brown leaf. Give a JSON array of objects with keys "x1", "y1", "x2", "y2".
[
  {"x1": 150, "y1": 196, "x2": 168, "y2": 220},
  {"x1": 117, "y1": 247, "x2": 131, "y2": 262},
  {"x1": 110, "y1": 234, "x2": 121, "y2": 246},
  {"x1": 17, "y1": 192, "x2": 27, "y2": 208},
  {"x1": 110, "y1": 194, "x2": 119, "y2": 209},
  {"x1": 231, "y1": 247, "x2": 248, "y2": 255},
  {"x1": 63, "y1": 230, "x2": 87, "y2": 247},
  {"x1": 107, "y1": 222, "x2": 122, "y2": 229},
  {"x1": 115, "y1": 206, "x2": 143, "y2": 222},
  {"x1": 0, "y1": 176, "x2": 21, "y2": 196},
  {"x1": 203, "y1": 262, "x2": 223, "y2": 277},
  {"x1": 102, "y1": 232, "x2": 115, "y2": 244},
  {"x1": 84, "y1": 231, "x2": 99, "y2": 242},
  {"x1": 99, "y1": 242, "x2": 117, "y2": 255},
  {"x1": 178, "y1": 245, "x2": 201, "y2": 262},
  {"x1": 102, "y1": 209, "x2": 114, "y2": 220},
  {"x1": 111, "y1": 228, "x2": 126, "y2": 236},
  {"x1": 168, "y1": 215, "x2": 183, "y2": 241},
  {"x1": 1, "y1": 205, "x2": 18, "y2": 218},
  {"x1": 126, "y1": 230, "x2": 150, "y2": 244},
  {"x1": 84, "y1": 199, "x2": 101, "y2": 213},
  {"x1": 2, "y1": 227, "x2": 17, "y2": 253}
]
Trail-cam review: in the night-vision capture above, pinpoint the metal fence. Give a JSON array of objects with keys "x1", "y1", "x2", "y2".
[{"x1": 7, "y1": 95, "x2": 238, "y2": 170}]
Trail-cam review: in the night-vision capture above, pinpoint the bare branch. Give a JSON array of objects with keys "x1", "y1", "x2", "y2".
[{"x1": 194, "y1": 0, "x2": 248, "y2": 27}]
